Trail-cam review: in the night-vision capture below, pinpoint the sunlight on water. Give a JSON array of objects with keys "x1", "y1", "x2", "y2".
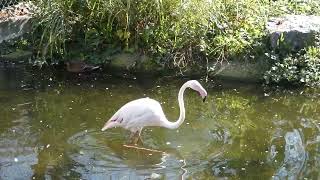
[
  {"x1": 274, "y1": 129, "x2": 306, "y2": 179},
  {"x1": 0, "y1": 66, "x2": 319, "y2": 179}
]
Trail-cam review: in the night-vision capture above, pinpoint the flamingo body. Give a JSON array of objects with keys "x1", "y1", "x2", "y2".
[{"x1": 102, "y1": 98, "x2": 166, "y2": 133}]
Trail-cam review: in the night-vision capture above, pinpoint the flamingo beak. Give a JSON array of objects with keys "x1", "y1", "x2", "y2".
[
  {"x1": 203, "y1": 96, "x2": 207, "y2": 102},
  {"x1": 101, "y1": 125, "x2": 109, "y2": 131},
  {"x1": 101, "y1": 122, "x2": 113, "y2": 131}
]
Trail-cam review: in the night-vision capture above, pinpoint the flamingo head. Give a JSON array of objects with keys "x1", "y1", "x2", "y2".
[{"x1": 188, "y1": 80, "x2": 208, "y2": 102}]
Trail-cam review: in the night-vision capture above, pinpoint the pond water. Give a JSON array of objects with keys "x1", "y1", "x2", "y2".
[{"x1": 0, "y1": 65, "x2": 319, "y2": 179}]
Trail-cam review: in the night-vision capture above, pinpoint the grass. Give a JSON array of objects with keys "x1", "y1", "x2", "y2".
[{"x1": 28, "y1": 0, "x2": 320, "y2": 85}]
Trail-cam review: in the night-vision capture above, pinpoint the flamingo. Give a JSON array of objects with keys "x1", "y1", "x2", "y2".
[{"x1": 101, "y1": 80, "x2": 207, "y2": 144}]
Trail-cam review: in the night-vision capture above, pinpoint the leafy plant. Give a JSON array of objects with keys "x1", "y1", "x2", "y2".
[
  {"x1": 30, "y1": 0, "x2": 320, "y2": 81},
  {"x1": 264, "y1": 46, "x2": 320, "y2": 86},
  {"x1": 32, "y1": 0, "x2": 78, "y2": 64}
]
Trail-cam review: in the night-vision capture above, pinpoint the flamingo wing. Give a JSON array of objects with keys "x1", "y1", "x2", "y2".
[{"x1": 102, "y1": 98, "x2": 165, "y2": 131}]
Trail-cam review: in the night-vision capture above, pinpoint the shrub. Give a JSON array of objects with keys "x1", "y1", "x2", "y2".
[
  {"x1": 32, "y1": 0, "x2": 77, "y2": 64},
  {"x1": 264, "y1": 46, "x2": 320, "y2": 86},
  {"x1": 32, "y1": 0, "x2": 269, "y2": 67},
  {"x1": 31, "y1": 0, "x2": 320, "y2": 84}
]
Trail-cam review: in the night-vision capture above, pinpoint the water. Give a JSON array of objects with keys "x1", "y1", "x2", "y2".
[{"x1": 0, "y1": 65, "x2": 319, "y2": 179}]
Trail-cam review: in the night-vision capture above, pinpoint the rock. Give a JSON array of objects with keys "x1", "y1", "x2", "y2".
[
  {"x1": 0, "y1": 2, "x2": 35, "y2": 44},
  {"x1": 0, "y1": 49, "x2": 32, "y2": 62},
  {"x1": 267, "y1": 15, "x2": 320, "y2": 51},
  {"x1": 135, "y1": 55, "x2": 162, "y2": 72},
  {"x1": 273, "y1": 129, "x2": 306, "y2": 179},
  {"x1": 108, "y1": 53, "x2": 162, "y2": 73},
  {"x1": 109, "y1": 53, "x2": 138, "y2": 70},
  {"x1": 209, "y1": 59, "x2": 270, "y2": 82},
  {"x1": 0, "y1": 16, "x2": 32, "y2": 44}
]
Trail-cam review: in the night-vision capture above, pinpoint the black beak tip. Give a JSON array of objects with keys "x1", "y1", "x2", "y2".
[{"x1": 203, "y1": 96, "x2": 207, "y2": 102}]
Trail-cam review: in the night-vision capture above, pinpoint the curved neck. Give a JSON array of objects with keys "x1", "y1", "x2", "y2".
[{"x1": 163, "y1": 82, "x2": 188, "y2": 129}]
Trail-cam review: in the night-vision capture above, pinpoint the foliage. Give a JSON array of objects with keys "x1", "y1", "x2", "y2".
[
  {"x1": 31, "y1": 0, "x2": 269, "y2": 66},
  {"x1": 0, "y1": 36, "x2": 31, "y2": 56},
  {"x1": 30, "y1": 0, "x2": 320, "y2": 85},
  {"x1": 32, "y1": 0, "x2": 80, "y2": 64},
  {"x1": 261, "y1": 0, "x2": 320, "y2": 87},
  {"x1": 269, "y1": 0, "x2": 320, "y2": 16},
  {"x1": 264, "y1": 46, "x2": 320, "y2": 86}
]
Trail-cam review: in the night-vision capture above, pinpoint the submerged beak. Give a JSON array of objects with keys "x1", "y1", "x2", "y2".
[
  {"x1": 203, "y1": 96, "x2": 207, "y2": 102},
  {"x1": 101, "y1": 125, "x2": 109, "y2": 131},
  {"x1": 101, "y1": 122, "x2": 113, "y2": 131}
]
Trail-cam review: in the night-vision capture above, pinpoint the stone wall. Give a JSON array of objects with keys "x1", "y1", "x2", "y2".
[
  {"x1": 0, "y1": 2, "x2": 34, "y2": 43},
  {"x1": 267, "y1": 15, "x2": 320, "y2": 51}
]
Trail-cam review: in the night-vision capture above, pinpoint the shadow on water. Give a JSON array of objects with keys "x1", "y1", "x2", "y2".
[{"x1": 0, "y1": 64, "x2": 319, "y2": 179}]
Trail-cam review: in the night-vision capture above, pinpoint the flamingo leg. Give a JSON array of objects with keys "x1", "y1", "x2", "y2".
[
  {"x1": 137, "y1": 129, "x2": 144, "y2": 144},
  {"x1": 132, "y1": 135, "x2": 139, "y2": 145},
  {"x1": 129, "y1": 129, "x2": 144, "y2": 145},
  {"x1": 129, "y1": 131, "x2": 140, "y2": 145}
]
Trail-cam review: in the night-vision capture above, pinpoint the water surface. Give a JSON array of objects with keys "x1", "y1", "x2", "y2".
[{"x1": 0, "y1": 65, "x2": 319, "y2": 179}]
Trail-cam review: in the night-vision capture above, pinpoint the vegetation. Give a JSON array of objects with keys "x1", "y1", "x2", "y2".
[
  {"x1": 264, "y1": 45, "x2": 320, "y2": 86},
  {"x1": 263, "y1": 32, "x2": 320, "y2": 86},
  {"x1": 19, "y1": 0, "x2": 320, "y2": 86},
  {"x1": 31, "y1": 0, "x2": 271, "y2": 64}
]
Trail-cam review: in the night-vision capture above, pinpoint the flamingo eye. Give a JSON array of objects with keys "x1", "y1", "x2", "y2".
[{"x1": 110, "y1": 119, "x2": 116, "y2": 122}]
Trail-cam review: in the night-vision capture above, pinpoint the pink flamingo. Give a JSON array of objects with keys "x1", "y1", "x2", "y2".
[{"x1": 101, "y1": 80, "x2": 207, "y2": 143}]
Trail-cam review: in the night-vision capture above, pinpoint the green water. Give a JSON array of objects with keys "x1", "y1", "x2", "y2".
[{"x1": 0, "y1": 66, "x2": 319, "y2": 179}]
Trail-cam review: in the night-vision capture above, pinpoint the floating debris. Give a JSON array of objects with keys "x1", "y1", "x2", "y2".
[
  {"x1": 150, "y1": 173, "x2": 162, "y2": 179},
  {"x1": 268, "y1": 145, "x2": 278, "y2": 161},
  {"x1": 16, "y1": 102, "x2": 32, "y2": 106}
]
